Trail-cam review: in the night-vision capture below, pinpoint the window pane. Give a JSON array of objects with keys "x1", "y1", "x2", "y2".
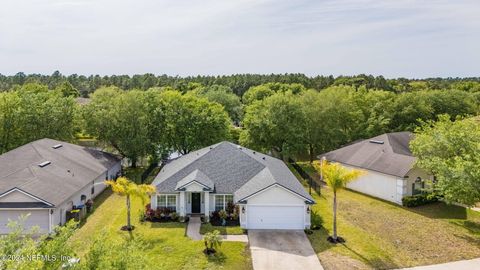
[
  {"x1": 158, "y1": 195, "x2": 166, "y2": 207},
  {"x1": 225, "y1": 195, "x2": 233, "y2": 204},
  {"x1": 167, "y1": 195, "x2": 176, "y2": 211},
  {"x1": 215, "y1": 195, "x2": 224, "y2": 211}
]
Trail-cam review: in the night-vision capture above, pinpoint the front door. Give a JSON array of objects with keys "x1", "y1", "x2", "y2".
[{"x1": 191, "y1": 193, "x2": 201, "y2": 213}]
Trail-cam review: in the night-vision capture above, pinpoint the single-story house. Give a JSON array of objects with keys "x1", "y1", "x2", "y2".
[
  {"x1": 320, "y1": 132, "x2": 433, "y2": 205},
  {"x1": 151, "y1": 141, "x2": 315, "y2": 230},
  {"x1": 0, "y1": 138, "x2": 121, "y2": 234}
]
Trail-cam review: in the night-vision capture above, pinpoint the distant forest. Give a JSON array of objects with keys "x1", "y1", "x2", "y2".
[
  {"x1": 1, "y1": 71, "x2": 480, "y2": 97},
  {"x1": 1, "y1": 71, "x2": 480, "y2": 164}
]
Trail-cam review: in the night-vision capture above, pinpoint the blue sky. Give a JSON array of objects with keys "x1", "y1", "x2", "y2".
[{"x1": 0, "y1": 0, "x2": 479, "y2": 78}]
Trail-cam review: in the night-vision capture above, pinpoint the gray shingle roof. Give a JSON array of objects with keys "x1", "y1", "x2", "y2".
[
  {"x1": 153, "y1": 142, "x2": 314, "y2": 203},
  {"x1": 0, "y1": 138, "x2": 121, "y2": 206},
  {"x1": 320, "y1": 132, "x2": 416, "y2": 177},
  {"x1": 175, "y1": 169, "x2": 214, "y2": 190}
]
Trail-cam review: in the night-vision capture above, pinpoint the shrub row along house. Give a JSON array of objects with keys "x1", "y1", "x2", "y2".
[
  {"x1": 151, "y1": 142, "x2": 315, "y2": 230},
  {"x1": 320, "y1": 132, "x2": 433, "y2": 205},
  {"x1": 0, "y1": 139, "x2": 121, "y2": 234}
]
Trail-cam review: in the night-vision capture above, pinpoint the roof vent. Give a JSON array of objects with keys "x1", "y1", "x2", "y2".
[
  {"x1": 262, "y1": 157, "x2": 266, "y2": 160},
  {"x1": 237, "y1": 146, "x2": 242, "y2": 150},
  {"x1": 253, "y1": 151, "x2": 256, "y2": 154},
  {"x1": 369, "y1": 140, "x2": 384, "y2": 144},
  {"x1": 38, "y1": 161, "x2": 51, "y2": 168},
  {"x1": 52, "y1": 144, "x2": 63, "y2": 149}
]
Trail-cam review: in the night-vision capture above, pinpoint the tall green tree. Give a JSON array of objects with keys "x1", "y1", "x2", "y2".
[
  {"x1": 187, "y1": 85, "x2": 243, "y2": 123},
  {"x1": 240, "y1": 92, "x2": 306, "y2": 159},
  {"x1": 0, "y1": 83, "x2": 77, "y2": 154},
  {"x1": 83, "y1": 87, "x2": 152, "y2": 167},
  {"x1": 56, "y1": 81, "x2": 80, "y2": 97},
  {"x1": 161, "y1": 90, "x2": 231, "y2": 154},
  {"x1": 410, "y1": 115, "x2": 480, "y2": 205},
  {"x1": 242, "y1": 82, "x2": 306, "y2": 105}
]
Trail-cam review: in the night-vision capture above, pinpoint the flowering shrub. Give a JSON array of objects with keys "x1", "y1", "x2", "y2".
[{"x1": 144, "y1": 204, "x2": 178, "y2": 222}]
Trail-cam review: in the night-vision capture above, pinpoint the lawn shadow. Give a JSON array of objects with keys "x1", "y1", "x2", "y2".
[
  {"x1": 341, "y1": 243, "x2": 398, "y2": 269},
  {"x1": 206, "y1": 251, "x2": 227, "y2": 265},
  {"x1": 407, "y1": 202, "x2": 468, "y2": 220}
]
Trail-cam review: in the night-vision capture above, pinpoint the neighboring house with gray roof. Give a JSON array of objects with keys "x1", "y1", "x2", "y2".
[
  {"x1": 151, "y1": 142, "x2": 315, "y2": 230},
  {"x1": 320, "y1": 132, "x2": 433, "y2": 205},
  {"x1": 0, "y1": 138, "x2": 121, "y2": 234}
]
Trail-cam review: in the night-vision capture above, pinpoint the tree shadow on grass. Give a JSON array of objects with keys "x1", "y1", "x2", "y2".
[
  {"x1": 453, "y1": 233, "x2": 480, "y2": 248},
  {"x1": 206, "y1": 251, "x2": 226, "y2": 265},
  {"x1": 406, "y1": 202, "x2": 468, "y2": 220},
  {"x1": 341, "y1": 244, "x2": 398, "y2": 270},
  {"x1": 450, "y1": 220, "x2": 480, "y2": 236}
]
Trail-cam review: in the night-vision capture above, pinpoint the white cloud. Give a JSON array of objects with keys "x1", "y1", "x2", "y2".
[{"x1": 0, "y1": 0, "x2": 479, "y2": 77}]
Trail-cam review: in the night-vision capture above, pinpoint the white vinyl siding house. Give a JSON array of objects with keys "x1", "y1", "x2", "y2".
[
  {"x1": 152, "y1": 142, "x2": 314, "y2": 230},
  {"x1": 0, "y1": 139, "x2": 121, "y2": 234},
  {"x1": 321, "y1": 132, "x2": 433, "y2": 205}
]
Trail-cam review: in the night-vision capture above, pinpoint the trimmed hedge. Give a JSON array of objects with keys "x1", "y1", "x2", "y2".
[{"x1": 402, "y1": 193, "x2": 439, "y2": 207}]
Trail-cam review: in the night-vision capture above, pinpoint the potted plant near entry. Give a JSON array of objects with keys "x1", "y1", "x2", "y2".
[{"x1": 218, "y1": 210, "x2": 228, "y2": 226}]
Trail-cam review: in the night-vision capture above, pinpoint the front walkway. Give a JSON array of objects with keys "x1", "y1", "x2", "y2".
[
  {"x1": 400, "y1": 258, "x2": 480, "y2": 270},
  {"x1": 186, "y1": 216, "x2": 203, "y2": 240},
  {"x1": 186, "y1": 216, "x2": 249, "y2": 242}
]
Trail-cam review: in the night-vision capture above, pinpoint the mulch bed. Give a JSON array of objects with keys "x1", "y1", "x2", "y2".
[
  {"x1": 209, "y1": 218, "x2": 239, "y2": 226},
  {"x1": 146, "y1": 217, "x2": 189, "y2": 223}
]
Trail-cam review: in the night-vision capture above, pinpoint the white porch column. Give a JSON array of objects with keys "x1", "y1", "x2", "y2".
[
  {"x1": 204, "y1": 191, "x2": 210, "y2": 221},
  {"x1": 179, "y1": 191, "x2": 186, "y2": 217},
  {"x1": 151, "y1": 194, "x2": 157, "y2": 209}
]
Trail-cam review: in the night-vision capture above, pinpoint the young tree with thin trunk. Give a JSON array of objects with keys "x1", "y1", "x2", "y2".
[
  {"x1": 313, "y1": 160, "x2": 364, "y2": 243},
  {"x1": 105, "y1": 177, "x2": 155, "y2": 231}
]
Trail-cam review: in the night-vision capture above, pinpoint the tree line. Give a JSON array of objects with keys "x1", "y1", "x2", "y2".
[
  {"x1": 1, "y1": 71, "x2": 480, "y2": 98},
  {"x1": 240, "y1": 84, "x2": 479, "y2": 161},
  {"x1": 0, "y1": 79, "x2": 478, "y2": 166}
]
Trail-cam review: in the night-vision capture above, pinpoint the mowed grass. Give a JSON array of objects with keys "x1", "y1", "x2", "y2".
[
  {"x1": 293, "y1": 162, "x2": 480, "y2": 270},
  {"x1": 200, "y1": 223, "x2": 245, "y2": 235},
  {"x1": 69, "y1": 189, "x2": 252, "y2": 270}
]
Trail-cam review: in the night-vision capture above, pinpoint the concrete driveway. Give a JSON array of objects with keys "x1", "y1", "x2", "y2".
[{"x1": 248, "y1": 230, "x2": 323, "y2": 270}]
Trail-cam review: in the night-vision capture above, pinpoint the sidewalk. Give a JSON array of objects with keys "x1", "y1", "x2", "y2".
[
  {"x1": 186, "y1": 216, "x2": 249, "y2": 242},
  {"x1": 399, "y1": 258, "x2": 480, "y2": 270}
]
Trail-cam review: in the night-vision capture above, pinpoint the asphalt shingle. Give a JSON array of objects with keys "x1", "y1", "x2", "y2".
[
  {"x1": 0, "y1": 138, "x2": 121, "y2": 206},
  {"x1": 319, "y1": 132, "x2": 416, "y2": 177},
  {"x1": 153, "y1": 142, "x2": 314, "y2": 203}
]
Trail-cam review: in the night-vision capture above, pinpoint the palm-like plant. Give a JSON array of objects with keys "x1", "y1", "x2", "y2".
[
  {"x1": 203, "y1": 230, "x2": 223, "y2": 254},
  {"x1": 105, "y1": 177, "x2": 156, "y2": 231},
  {"x1": 313, "y1": 159, "x2": 364, "y2": 243}
]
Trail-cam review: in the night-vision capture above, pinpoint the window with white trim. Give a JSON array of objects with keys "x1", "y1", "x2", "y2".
[
  {"x1": 215, "y1": 195, "x2": 233, "y2": 211},
  {"x1": 157, "y1": 195, "x2": 177, "y2": 211}
]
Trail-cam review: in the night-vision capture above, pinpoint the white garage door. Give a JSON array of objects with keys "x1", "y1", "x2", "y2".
[
  {"x1": 0, "y1": 210, "x2": 49, "y2": 234},
  {"x1": 247, "y1": 205, "x2": 304, "y2": 230}
]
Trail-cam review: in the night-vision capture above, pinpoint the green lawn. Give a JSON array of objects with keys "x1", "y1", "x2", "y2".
[
  {"x1": 69, "y1": 189, "x2": 252, "y2": 270},
  {"x1": 290, "y1": 162, "x2": 480, "y2": 270},
  {"x1": 200, "y1": 223, "x2": 245, "y2": 235}
]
